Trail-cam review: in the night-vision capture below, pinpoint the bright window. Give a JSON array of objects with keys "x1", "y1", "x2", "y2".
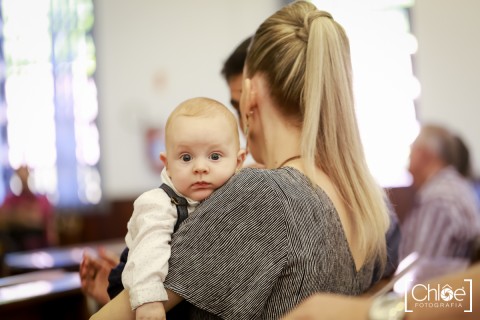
[
  {"x1": 312, "y1": 0, "x2": 420, "y2": 187},
  {"x1": 0, "y1": 0, "x2": 101, "y2": 207}
]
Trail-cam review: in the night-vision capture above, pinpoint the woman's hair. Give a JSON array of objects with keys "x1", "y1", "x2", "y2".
[{"x1": 245, "y1": 0, "x2": 389, "y2": 267}]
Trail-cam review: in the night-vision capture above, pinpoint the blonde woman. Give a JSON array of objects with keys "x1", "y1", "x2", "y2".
[{"x1": 91, "y1": 1, "x2": 390, "y2": 319}]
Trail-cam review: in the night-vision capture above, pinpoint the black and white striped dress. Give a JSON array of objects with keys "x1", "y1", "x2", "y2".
[{"x1": 164, "y1": 167, "x2": 377, "y2": 319}]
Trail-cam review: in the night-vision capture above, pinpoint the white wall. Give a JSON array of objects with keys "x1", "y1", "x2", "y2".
[
  {"x1": 95, "y1": 0, "x2": 480, "y2": 199},
  {"x1": 412, "y1": 0, "x2": 480, "y2": 176},
  {"x1": 93, "y1": 0, "x2": 281, "y2": 198}
]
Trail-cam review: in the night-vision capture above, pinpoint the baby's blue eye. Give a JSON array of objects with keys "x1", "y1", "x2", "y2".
[
  {"x1": 181, "y1": 154, "x2": 192, "y2": 162},
  {"x1": 210, "y1": 153, "x2": 221, "y2": 161}
]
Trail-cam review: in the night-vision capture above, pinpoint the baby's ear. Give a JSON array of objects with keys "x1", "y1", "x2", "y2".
[
  {"x1": 236, "y1": 149, "x2": 247, "y2": 169},
  {"x1": 159, "y1": 152, "x2": 168, "y2": 169}
]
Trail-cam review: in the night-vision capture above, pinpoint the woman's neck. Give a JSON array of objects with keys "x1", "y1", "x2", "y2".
[
  {"x1": 262, "y1": 115, "x2": 302, "y2": 169},
  {"x1": 251, "y1": 74, "x2": 303, "y2": 169}
]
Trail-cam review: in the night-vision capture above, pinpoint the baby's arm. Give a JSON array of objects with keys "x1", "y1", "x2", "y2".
[
  {"x1": 122, "y1": 189, "x2": 177, "y2": 313},
  {"x1": 135, "y1": 302, "x2": 166, "y2": 320}
]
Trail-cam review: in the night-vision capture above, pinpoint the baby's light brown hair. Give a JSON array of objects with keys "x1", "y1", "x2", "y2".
[{"x1": 165, "y1": 97, "x2": 240, "y2": 149}]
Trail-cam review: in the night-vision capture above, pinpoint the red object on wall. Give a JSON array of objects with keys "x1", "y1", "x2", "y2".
[{"x1": 145, "y1": 127, "x2": 165, "y2": 173}]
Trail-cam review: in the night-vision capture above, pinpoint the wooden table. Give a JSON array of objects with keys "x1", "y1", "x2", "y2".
[
  {"x1": 0, "y1": 269, "x2": 88, "y2": 320},
  {"x1": 3, "y1": 238, "x2": 125, "y2": 275},
  {"x1": 0, "y1": 239, "x2": 126, "y2": 319}
]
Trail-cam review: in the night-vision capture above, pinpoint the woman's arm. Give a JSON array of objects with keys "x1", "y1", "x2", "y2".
[
  {"x1": 280, "y1": 293, "x2": 371, "y2": 320},
  {"x1": 89, "y1": 289, "x2": 184, "y2": 320},
  {"x1": 281, "y1": 262, "x2": 480, "y2": 320},
  {"x1": 90, "y1": 290, "x2": 133, "y2": 320}
]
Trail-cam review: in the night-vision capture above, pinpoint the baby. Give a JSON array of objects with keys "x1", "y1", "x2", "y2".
[{"x1": 122, "y1": 97, "x2": 246, "y2": 319}]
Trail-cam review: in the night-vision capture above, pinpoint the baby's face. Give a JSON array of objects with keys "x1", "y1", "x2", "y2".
[{"x1": 163, "y1": 114, "x2": 244, "y2": 201}]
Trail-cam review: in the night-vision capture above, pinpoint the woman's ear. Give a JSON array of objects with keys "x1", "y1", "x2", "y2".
[
  {"x1": 250, "y1": 73, "x2": 271, "y2": 109},
  {"x1": 240, "y1": 78, "x2": 255, "y2": 122}
]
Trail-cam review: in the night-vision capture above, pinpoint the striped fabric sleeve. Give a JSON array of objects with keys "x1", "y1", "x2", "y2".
[
  {"x1": 405, "y1": 199, "x2": 455, "y2": 257},
  {"x1": 164, "y1": 170, "x2": 288, "y2": 320}
]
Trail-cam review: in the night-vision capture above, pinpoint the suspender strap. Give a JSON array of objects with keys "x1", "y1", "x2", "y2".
[{"x1": 159, "y1": 183, "x2": 189, "y2": 232}]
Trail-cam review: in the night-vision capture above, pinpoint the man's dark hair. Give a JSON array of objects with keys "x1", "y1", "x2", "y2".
[
  {"x1": 453, "y1": 135, "x2": 473, "y2": 179},
  {"x1": 221, "y1": 36, "x2": 252, "y2": 82}
]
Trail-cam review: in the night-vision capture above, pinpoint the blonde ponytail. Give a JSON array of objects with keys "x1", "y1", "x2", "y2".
[{"x1": 246, "y1": 0, "x2": 390, "y2": 269}]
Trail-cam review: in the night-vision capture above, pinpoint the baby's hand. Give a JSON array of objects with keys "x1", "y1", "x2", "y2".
[{"x1": 135, "y1": 301, "x2": 166, "y2": 320}]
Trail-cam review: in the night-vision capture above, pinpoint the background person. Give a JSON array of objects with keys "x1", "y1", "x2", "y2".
[
  {"x1": 399, "y1": 124, "x2": 480, "y2": 261},
  {"x1": 80, "y1": 247, "x2": 120, "y2": 306},
  {"x1": 0, "y1": 165, "x2": 57, "y2": 252},
  {"x1": 220, "y1": 35, "x2": 252, "y2": 130},
  {"x1": 221, "y1": 35, "x2": 264, "y2": 170},
  {"x1": 452, "y1": 133, "x2": 474, "y2": 179},
  {"x1": 90, "y1": 1, "x2": 391, "y2": 319}
]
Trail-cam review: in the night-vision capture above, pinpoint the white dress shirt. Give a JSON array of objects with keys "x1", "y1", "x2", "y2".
[{"x1": 122, "y1": 168, "x2": 199, "y2": 310}]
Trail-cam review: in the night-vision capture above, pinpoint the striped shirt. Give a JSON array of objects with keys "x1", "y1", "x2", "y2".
[
  {"x1": 164, "y1": 167, "x2": 379, "y2": 319},
  {"x1": 399, "y1": 166, "x2": 480, "y2": 260}
]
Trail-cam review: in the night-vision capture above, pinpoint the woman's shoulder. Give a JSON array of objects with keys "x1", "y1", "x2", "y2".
[
  {"x1": 214, "y1": 167, "x2": 313, "y2": 203},
  {"x1": 231, "y1": 167, "x2": 309, "y2": 186}
]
